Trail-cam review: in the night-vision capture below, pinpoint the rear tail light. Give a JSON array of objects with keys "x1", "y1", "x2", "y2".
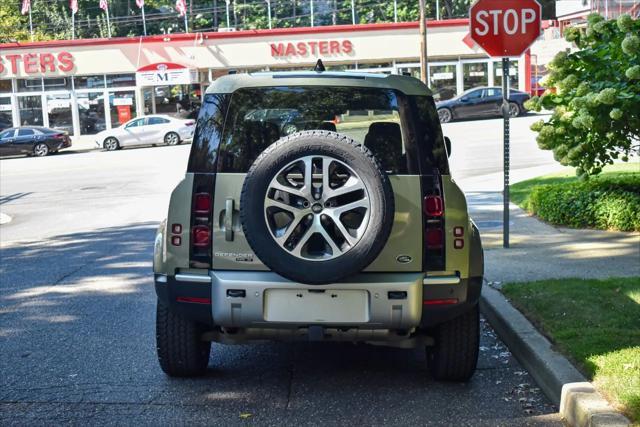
[
  {"x1": 422, "y1": 176, "x2": 445, "y2": 271},
  {"x1": 194, "y1": 193, "x2": 211, "y2": 214},
  {"x1": 192, "y1": 225, "x2": 210, "y2": 247},
  {"x1": 423, "y1": 196, "x2": 444, "y2": 217},
  {"x1": 423, "y1": 298, "x2": 458, "y2": 305},
  {"x1": 53, "y1": 133, "x2": 66, "y2": 140},
  {"x1": 189, "y1": 177, "x2": 215, "y2": 268},
  {"x1": 185, "y1": 121, "x2": 195, "y2": 126}
]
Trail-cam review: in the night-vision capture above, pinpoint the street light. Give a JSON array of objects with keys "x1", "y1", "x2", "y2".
[
  {"x1": 266, "y1": 0, "x2": 272, "y2": 29},
  {"x1": 310, "y1": 0, "x2": 314, "y2": 27},
  {"x1": 225, "y1": 0, "x2": 231, "y2": 28}
]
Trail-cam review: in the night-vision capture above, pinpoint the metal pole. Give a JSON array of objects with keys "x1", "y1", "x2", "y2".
[
  {"x1": 310, "y1": 0, "x2": 314, "y2": 27},
  {"x1": 436, "y1": 0, "x2": 440, "y2": 20},
  {"x1": 142, "y1": 5, "x2": 147, "y2": 36},
  {"x1": 72, "y1": 13, "x2": 75, "y2": 40},
  {"x1": 350, "y1": 0, "x2": 355, "y2": 24},
  {"x1": 393, "y1": 0, "x2": 398, "y2": 22},
  {"x1": 184, "y1": 12, "x2": 188, "y2": 33},
  {"x1": 266, "y1": 0, "x2": 272, "y2": 28},
  {"x1": 106, "y1": 6, "x2": 112, "y2": 38},
  {"x1": 502, "y1": 57, "x2": 510, "y2": 248},
  {"x1": 418, "y1": 0, "x2": 428, "y2": 84},
  {"x1": 225, "y1": 0, "x2": 230, "y2": 27},
  {"x1": 28, "y1": 7, "x2": 34, "y2": 41}
]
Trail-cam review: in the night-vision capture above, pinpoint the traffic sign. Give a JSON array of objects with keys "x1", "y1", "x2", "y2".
[{"x1": 469, "y1": 0, "x2": 542, "y2": 57}]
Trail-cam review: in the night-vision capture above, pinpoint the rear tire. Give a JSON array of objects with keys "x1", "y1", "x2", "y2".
[
  {"x1": 164, "y1": 132, "x2": 180, "y2": 146},
  {"x1": 508, "y1": 102, "x2": 521, "y2": 118},
  {"x1": 33, "y1": 143, "x2": 49, "y2": 157},
  {"x1": 438, "y1": 108, "x2": 452, "y2": 123},
  {"x1": 427, "y1": 304, "x2": 479, "y2": 382},
  {"x1": 156, "y1": 300, "x2": 211, "y2": 377}
]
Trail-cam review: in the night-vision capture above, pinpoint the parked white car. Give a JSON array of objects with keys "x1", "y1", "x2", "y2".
[{"x1": 95, "y1": 115, "x2": 195, "y2": 151}]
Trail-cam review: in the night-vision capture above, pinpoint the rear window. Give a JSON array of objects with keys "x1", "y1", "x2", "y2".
[{"x1": 188, "y1": 85, "x2": 449, "y2": 176}]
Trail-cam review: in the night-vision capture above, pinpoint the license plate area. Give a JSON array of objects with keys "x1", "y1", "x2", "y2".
[{"x1": 263, "y1": 289, "x2": 369, "y2": 323}]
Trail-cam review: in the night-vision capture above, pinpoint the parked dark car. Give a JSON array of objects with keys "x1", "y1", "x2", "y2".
[
  {"x1": 435, "y1": 86, "x2": 530, "y2": 123},
  {"x1": 0, "y1": 126, "x2": 72, "y2": 157}
]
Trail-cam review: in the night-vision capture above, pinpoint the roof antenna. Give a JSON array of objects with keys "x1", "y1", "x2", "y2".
[{"x1": 313, "y1": 59, "x2": 326, "y2": 72}]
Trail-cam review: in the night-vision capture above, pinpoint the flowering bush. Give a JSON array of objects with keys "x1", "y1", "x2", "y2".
[{"x1": 525, "y1": 14, "x2": 639, "y2": 176}]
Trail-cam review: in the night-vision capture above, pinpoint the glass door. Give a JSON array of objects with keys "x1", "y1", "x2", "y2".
[
  {"x1": 76, "y1": 91, "x2": 107, "y2": 134},
  {"x1": 0, "y1": 96, "x2": 13, "y2": 129},
  {"x1": 429, "y1": 64, "x2": 458, "y2": 101},
  {"x1": 17, "y1": 95, "x2": 44, "y2": 127},
  {"x1": 46, "y1": 93, "x2": 73, "y2": 134}
]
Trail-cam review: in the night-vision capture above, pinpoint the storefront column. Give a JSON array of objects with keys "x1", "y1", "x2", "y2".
[
  {"x1": 40, "y1": 93, "x2": 49, "y2": 128},
  {"x1": 135, "y1": 87, "x2": 144, "y2": 118},
  {"x1": 71, "y1": 91, "x2": 80, "y2": 137},
  {"x1": 488, "y1": 61, "x2": 495, "y2": 87},
  {"x1": 103, "y1": 90, "x2": 112, "y2": 130},
  {"x1": 455, "y1": 61, "x2": 464, "y2": 96}
]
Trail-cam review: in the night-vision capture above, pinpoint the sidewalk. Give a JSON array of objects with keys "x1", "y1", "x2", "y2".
[
  {"x1": 69, "y1": 135, "x2": 100, "y2": 152},
  {"x1": 467, "y1": 192, "x2": 640, "y2": 284}
]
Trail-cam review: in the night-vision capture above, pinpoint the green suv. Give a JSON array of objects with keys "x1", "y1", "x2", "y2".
[{"x1": 153, "y1": 70, "x2": 484, "y2": 381}]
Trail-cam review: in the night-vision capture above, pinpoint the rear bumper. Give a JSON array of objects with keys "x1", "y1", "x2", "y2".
[{"x1": 155, "y1": 271, "x2": 482, "y2": 335}]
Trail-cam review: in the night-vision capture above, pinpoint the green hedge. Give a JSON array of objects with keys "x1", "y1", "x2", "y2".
[{"x1": 525, "y1": 174, "x2": 640, "y2": 231}]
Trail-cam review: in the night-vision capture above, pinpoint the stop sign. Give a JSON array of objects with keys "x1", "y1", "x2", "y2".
[{"x1": 469, "y1": 0, "x2": 542, "y2": 57}]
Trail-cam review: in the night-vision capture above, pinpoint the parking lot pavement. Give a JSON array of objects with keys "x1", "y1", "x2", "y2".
[{"x1": 0, "y1": 224, "x2": 560, "y2": 425}]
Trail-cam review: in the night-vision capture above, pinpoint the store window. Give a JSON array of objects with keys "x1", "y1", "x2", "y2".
[
  {"x1": 429, "y1": 64, "x2": 457, "y2": 101},
  {"x1": 43, "y1": 77, "x2": 71, "y2": 91},
  {"x1": 494, "y1": 60, "x2": 519, "y2": 89},
  {"x1": 0, "y1": 97, "x2": 13, "y2": 129},
  {"x1": 47, "y1": 94, "x2": 73, "y2": 134},
  {"x1": 77, "y1": 92, "x2": 107, "y2": 134},
  {"x1": 75, "y1": 75, "x2": 105, "y2": 89},
  {"x1": 0, "y1": 80, "x2": 12, "y2": 93},
  {"x1": 17, "y1": 78, "x2": 42, "y2": 92},
  {"x1": 18, "y1": 96, "x2": 43, "y2": 126},
  {"x1": 153, "y1": 85, "x2": 199, "y2": 118},
  {"x1": 463, "y1": 63, "x2": 488, "y2": 91},
  {"x1": 105, "y1": 74, "x2": 136, "y2": 88},
  {"x1": 109, "y1": 91, "x2": 136, "y2": 128}
]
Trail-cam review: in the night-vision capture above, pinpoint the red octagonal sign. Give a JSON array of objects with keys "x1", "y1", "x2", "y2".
[{"x1": 469, "y1": 0, "x2": 542, "y2": 57}]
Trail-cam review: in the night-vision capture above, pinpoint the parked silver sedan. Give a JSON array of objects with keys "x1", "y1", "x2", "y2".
[{"x1": 95, "y1": 115, "x2": 195, "y2": 151}]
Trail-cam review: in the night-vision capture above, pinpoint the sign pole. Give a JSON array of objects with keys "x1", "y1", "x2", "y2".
[{"x1": 502, "y1": 57, "x2": 510, "y2": 248}]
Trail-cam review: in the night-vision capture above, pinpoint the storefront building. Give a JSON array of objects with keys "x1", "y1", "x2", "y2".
[{"x1": 0, "y1": 19, "x2": 531, "y2": 137}]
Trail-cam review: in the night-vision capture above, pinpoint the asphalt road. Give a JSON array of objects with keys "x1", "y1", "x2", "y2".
[{"x1": 0, "y1": 115, "x2": 562, "y2": 425}]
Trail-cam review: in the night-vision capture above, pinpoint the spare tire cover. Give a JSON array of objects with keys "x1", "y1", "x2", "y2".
[{"x1": 240, "y1": 130, "x2": 395, "y2": 285}]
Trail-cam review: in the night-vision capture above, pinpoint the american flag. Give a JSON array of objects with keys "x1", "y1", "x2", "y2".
[
  {"x1": 21, "y1": 0, "x2": 30, "y2": 15},
  {"x1": 175, "y1": 0, "x2": 187, "y2": 17},
  {"x1": 70, "y1": 0, "x2": 78, "y2": 14},
  {"x1": 136, "y1": 0, "x2": 144, "y2": 8},
  {"x1": 99, "y1": 0, "x2": 108, "y2": 11}
]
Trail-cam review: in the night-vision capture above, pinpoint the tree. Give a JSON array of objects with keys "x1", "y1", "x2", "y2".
[{"x1": 526, "y1": 14, "x2": 640, "y2": 176}]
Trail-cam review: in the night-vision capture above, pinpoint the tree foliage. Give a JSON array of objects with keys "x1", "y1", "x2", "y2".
[{"x1": 526, "y1": 14, "x2": 640, "y2": 177}]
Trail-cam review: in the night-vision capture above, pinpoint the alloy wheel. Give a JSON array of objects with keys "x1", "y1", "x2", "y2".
[
  {"x1": 33, "y1": 143, "x2": 49, "y2": 157},
  {"x1": 263, "y1": 155, "x2": 371, "y2": 261}
]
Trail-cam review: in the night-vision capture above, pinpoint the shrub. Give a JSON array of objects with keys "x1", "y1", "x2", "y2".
[{"x1": 526, "y1": 174, "x2": 640, "y2": 231}]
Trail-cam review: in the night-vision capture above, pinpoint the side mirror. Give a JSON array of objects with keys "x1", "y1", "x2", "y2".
[
  {"x1": 444, "y1": 136, "x2": 452, "y2": 158},
  {"x1": 460, "y1": 97, "x2": 469, "y2": 103}
]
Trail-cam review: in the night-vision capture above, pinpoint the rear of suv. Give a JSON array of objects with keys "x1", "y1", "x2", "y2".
[{"x1": 153, "y1": 71, "x2": 484, "y2": 381}]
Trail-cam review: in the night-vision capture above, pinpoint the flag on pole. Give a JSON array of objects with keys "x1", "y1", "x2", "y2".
[
  {"x1": 176, "y1": 0, "x2": 187, "y2": 17},
  {"x1": 99, "y1": 0, "x2": 108, "y2": 11},
  {"x1": 70, "y1": 0, "x2": 78, "y2": 14},
  {"x1": 136, "y1": 0, "x2": 144, "y2": 8},
  {"x1": 21, "y1": 0, "x2": 30, "y2": 15}
]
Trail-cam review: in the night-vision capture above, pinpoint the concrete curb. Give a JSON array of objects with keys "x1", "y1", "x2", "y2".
[{"x1": 480, "y1": 286, "x2": 631, "y2": 426}]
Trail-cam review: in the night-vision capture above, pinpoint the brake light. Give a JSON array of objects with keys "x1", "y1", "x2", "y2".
[
  {"x1": 194, "y1": 193, "x2": 211, "y2": 214},
  {"x1": 423, "y1": 196, "x2": 443, "y2": 217},
  {"x1": 53, "y1": 133, "x2": 66, "y2": 140},
  {"x1": 185, "y1": 121, "x2": 195, "y2": 126},
  {"x1": 192, "y1": 225, "x2": 210, "y2": 247},
  {"x1": 423, "y1": 298, "x2": 458, "y2": 305},
  {"x1": 425, "y1": 229, "x2": 443, "y2": 248}
]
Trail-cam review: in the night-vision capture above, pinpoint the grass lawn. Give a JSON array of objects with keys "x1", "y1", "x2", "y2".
[
  {"x1": 503, "y1": 277, "x2": 640, "y2": 422},
  {"x1": 510, "y1": 162, "x2": 640, "y2": 208}
]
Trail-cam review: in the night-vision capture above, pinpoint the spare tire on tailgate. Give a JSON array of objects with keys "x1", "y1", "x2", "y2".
[{"x1": 240, "y1": 130, "x2": 395, "y2": 285}]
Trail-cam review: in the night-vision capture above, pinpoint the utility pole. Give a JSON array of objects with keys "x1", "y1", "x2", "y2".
[
  {"x1": 266, "y1": 0, "x2": 272, "y2": 28},
  {"x1": 418, "y1": 0, "x2": 428, "y2": 84}
]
